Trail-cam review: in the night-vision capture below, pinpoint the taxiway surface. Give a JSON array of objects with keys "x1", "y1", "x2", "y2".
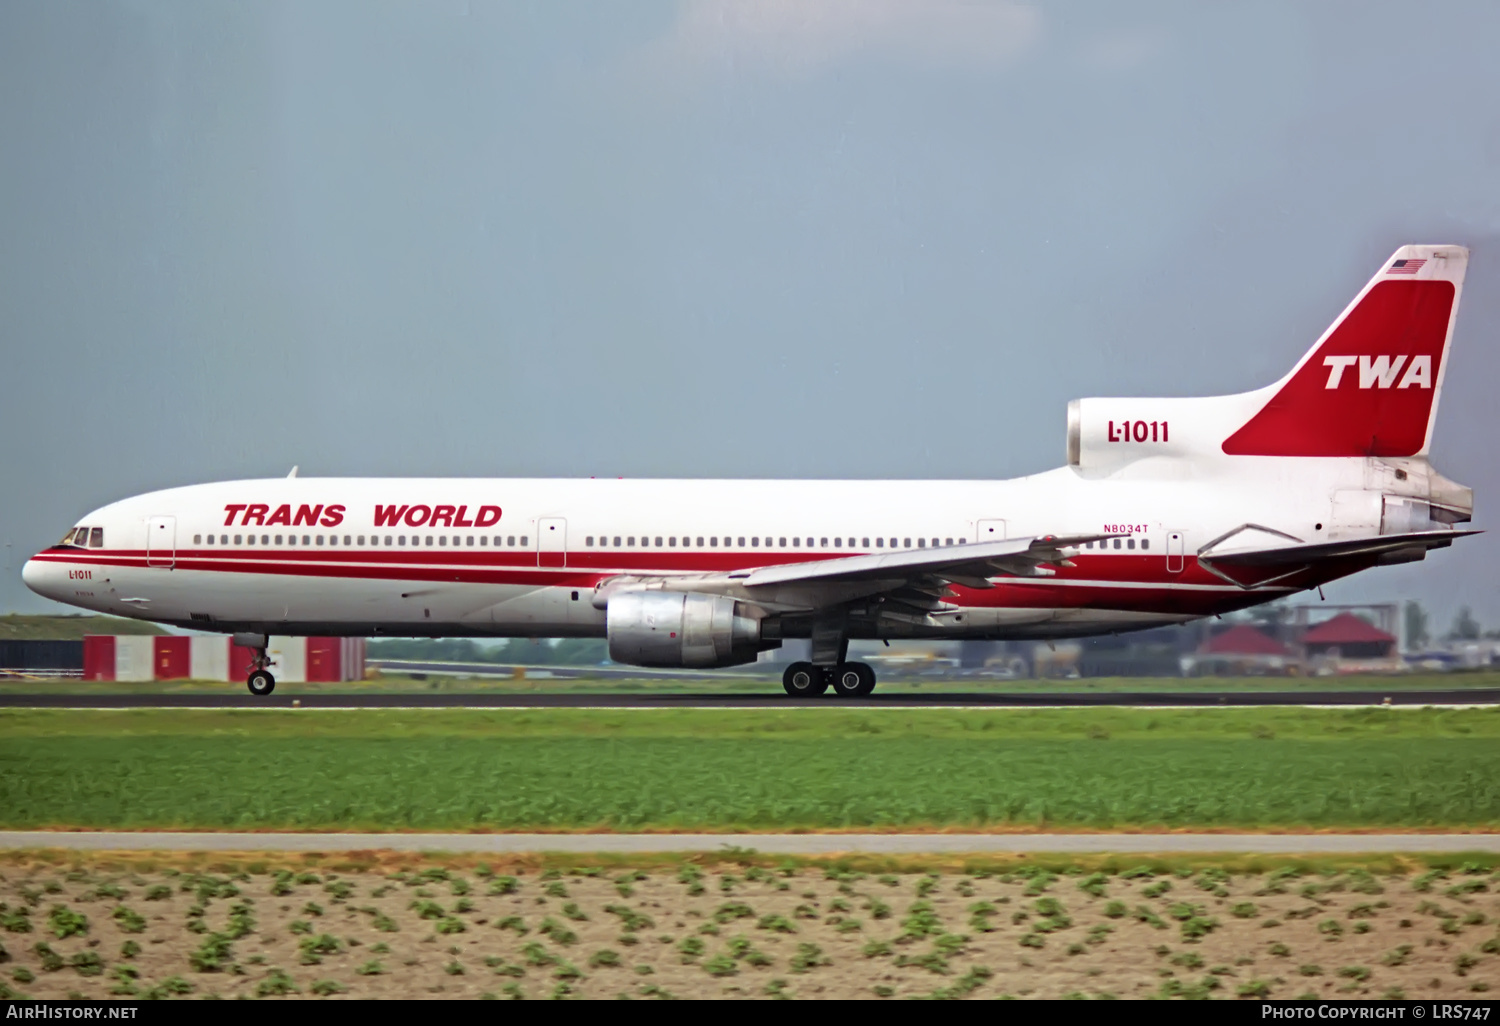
[{"x1": 0, "y1": 689, "x2": 1496, "y2": 709}]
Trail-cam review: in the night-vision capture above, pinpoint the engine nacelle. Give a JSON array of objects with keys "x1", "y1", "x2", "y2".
[{"x1": 607, "y1": 590, "x2": 765, "y2": 668}]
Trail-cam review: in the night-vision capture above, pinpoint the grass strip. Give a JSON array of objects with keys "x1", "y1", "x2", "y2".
[{"x1": 1, "y1": 709, "x2": 1497, "y2": 832}]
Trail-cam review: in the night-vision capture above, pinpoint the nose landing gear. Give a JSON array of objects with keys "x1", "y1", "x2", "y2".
[
  {"x1": 233, "y1": 633, "x2": 276, "y2": 697},
  {"x1": 247, "y1": 668, "x2": 275, "y2": 696}
]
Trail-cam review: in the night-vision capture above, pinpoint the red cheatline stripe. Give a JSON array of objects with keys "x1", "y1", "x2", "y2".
[{"x1": 31, "y1": 548, "x2": 1234, "y2": 587}]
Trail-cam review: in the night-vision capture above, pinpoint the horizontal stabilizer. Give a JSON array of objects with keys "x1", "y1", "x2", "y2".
[{"x1": 1197, "y1": 528, "x2": 1480, "y2": 589}]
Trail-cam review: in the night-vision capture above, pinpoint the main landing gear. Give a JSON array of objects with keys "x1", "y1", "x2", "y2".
[{"x1": 782, "y1": 661, "x2": 877, "y2": 699}]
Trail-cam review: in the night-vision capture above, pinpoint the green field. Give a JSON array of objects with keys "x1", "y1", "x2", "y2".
[{"x1": 2, "y1": 707, "x2": 1498, "y2": 833}]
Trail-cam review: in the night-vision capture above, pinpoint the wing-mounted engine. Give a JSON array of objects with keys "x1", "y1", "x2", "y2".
[{"x1": 606, "y1": 590, "x2": 775, "y2": 668}]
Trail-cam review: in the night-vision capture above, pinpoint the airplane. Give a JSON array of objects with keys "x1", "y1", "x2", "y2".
[{"x1": 23, "y1": 245, "x2": 1478, "y2": 698}]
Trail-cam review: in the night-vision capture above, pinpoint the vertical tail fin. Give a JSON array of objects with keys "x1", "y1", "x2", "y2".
[{"x1": 1221, "y1": 245, "x2": 1467, "y2": 457}]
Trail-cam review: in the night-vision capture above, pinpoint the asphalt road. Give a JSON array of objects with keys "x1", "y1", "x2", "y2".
[
  {"x1": 0, "y1": 831, "x2": 1495, "y2": 854},
  {"x1": 1, "y1": 689, "x2": 1496, "y2": 709}
]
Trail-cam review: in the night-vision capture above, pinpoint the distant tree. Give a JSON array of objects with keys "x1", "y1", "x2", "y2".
[
  {"x1": 550, "y1": 638, "x2": 609, "y2": 665},
  {"x1": 1246, "y1": 601, "x2": 1291, "y2": 629},
  {"x1": 1403, "y1": 601, "x2": 1430, "y2": 651},
  {"x1": 1449, "y1": 606, "x2": 1482, "y2": 642}
]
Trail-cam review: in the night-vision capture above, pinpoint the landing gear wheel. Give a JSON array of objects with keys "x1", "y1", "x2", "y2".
[
  {"x1": 830, "y1": 662, "x2": 877, "y2": 698},
  {"x1": 247, "y1": 670, "x2": 276, "y2": 696},
  {"x1": 782, "y1": 661, "x2": 828, "y2": 698}
]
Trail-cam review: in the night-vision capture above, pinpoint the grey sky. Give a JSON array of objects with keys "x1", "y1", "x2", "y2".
[{"x1": 2, "y1": 1, "x2": 1498, "y2": 631}]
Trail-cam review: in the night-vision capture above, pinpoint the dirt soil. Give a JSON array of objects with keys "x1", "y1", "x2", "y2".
[{"x1": 2, "y1": 861, "x2": 1497, "y2": 1000}]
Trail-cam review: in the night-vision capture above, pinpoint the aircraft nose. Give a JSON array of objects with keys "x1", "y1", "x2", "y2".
[{"x1": 21, "y1": 558, "x2": 60, "y2": 600}]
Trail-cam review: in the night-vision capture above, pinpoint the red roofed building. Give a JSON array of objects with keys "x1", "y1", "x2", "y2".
[
  {"x1": 1186, "y1": 624, "x2": 1297, "y2": 675},
  {"x1": 1301, "y1": 613, "x2": 1397, "y2": 661},
  {"x1": 1202, "y1": 625, "x2": 1293, "y2": 658}
]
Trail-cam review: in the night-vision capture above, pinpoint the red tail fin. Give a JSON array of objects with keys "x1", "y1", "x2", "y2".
[{"x1": 1222, "y1": 245, "x2": 1467, "y2": 457}]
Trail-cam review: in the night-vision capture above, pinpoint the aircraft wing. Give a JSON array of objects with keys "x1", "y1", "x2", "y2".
[
  {"x1": 1196, "y1": 527, "x2": 1481, "y2": 589},
  {"x1": 728, "y1": 534, "x2": 1118, "y2": 591}
]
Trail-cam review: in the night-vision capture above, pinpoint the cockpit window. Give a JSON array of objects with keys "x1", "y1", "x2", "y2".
[{"x1": 89, "y1": 528, "x2": 103, "y2": 548}]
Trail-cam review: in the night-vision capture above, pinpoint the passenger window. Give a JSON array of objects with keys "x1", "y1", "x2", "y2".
[
  {"x1": 1113, "y1": 539, "x2": 1122, "y2": 550},
  {"x1": 357, "y1": 535, "x2": 365, "y2": 546},
  {"x1": 834, "y1": 538, "x2": 842, "y2": 548},
  {"x1": 1141, "y1": 538, "x2": 1150, "y2": 550},
  {"x1": 875, "y1": 538, "x2": 883, "y2": 548},
  {"x1": 820, "y1": 538, "x2": 828, "y2": 548},
  {"x1": 507, "y1": 536, "x2": 515, "y2": 546},
  {"x1": 778, "y1": 537, "x2": 786, "y2": 548},
  {"x1": 932, "y1": 538, "x2": 939, "y2": 548},
  {"x1": 848, "y1": 538, "x2": 855, "y2": 548},
  {"x1": 669, "y1": 537, "x2": 677, "y2": 547},
  {"x1": 206, "y1": 535, "x2": 215, "y2": 545},
  {"x1": 862, "y1": 538, "x2": 869, "y2": 548},
  {"x1": 235, "y1": 535, "x2": 243, "y2": 545},
  {"x1": 750, "y1": 537, "x2": 759, "y2": 547},
  {"x1": 917, "y1": 539, "x2": 925, "y2": 548},
  {"x1": 426, "y1": 536, "x2": 434, "y2": 546},
  {"x1": 262, "y1": 535, "x2": 270, "y2": 545},
  {"x1": 697, "y1": 537, "x2": 705, "y2": 547},
  {"x1": 520, "y1": 536, "x2": 528, "y2": 546},
  {"x1": 478, "y1": 536, "x2": 485, "y2": 546},
  {"x1": 247, "y1": 535, "x2": 256, "y2": 546},
  {"x1": 1127, "y1": 538, "x2": 1136, "y2": 550},
  {"x1": 275, "y1": 535, "x2": 283, "y2": 545},
  {"x1": 613, "y1": 536, "x2": 621, "y2": 547},
  {"x1": 654, "y1": 536, "x2": 663, "y2": 547},
  {"x1": 792, "y1": 537, "x2": 800, "y2": 548},
  {"x1": 439, "y1": 536, "x2": 447, "y2": 547},
  {"x1": 586, "y1": 536, "x2": 594, "y2": 547},
  {"x1": 302, "y1": 535, "x2": 310, "y2": 545},
  {"x1": 193, "y1": 534, "x2": 202, "y2": 545},
  {"x1": 903, "y1": 538, "x2": 911, "y2": 548},
  {"x1": 386, "y1": 536, "x2": 393, "y2": 546},
  {"x1": 890, "y1": 538, "x2": 898, "y2": 549},
  {"x1": 737, "y1": 537, "x2": 745, "y2": 547},
  {"x1": 945, "y1": 538, "x2": 952, "y2": 547}
]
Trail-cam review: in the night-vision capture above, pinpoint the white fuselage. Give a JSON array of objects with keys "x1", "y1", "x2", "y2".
[{"x1": 20, "y1": 454, "x2": 1427, "y2": 642}]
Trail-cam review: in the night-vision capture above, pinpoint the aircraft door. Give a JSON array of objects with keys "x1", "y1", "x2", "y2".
[
  {"x1": 1166, "y1": 530, "x2": 1185, "y2": 573},
  {"x1": 975, "y1": 519, "x2": 1007, "y2": 543},
  {"x1": 146, "y1": 516, "x2": 176, "y2": 569},
  {"x1": 537, "y1": 518, "x2": 567, "y2": 568}
]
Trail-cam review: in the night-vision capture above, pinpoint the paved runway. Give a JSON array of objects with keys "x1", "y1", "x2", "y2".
[
  {"x1": 1, "y1": 831, "x2": 1496, "y2": 854},
  {"x1": 2, "y1": 689, "x2": 1497, "y2": 709}
]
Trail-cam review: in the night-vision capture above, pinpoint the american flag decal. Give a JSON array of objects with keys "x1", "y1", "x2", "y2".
[{"x1": 1388, "y1": 258, "x2": 1426, "y2": 275}]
